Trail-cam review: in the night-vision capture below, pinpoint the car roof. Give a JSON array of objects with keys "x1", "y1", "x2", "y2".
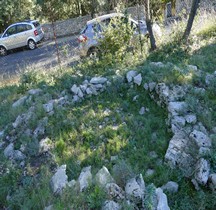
[
  {"x1": 87, "y1": 13, "x2": 125, "y2": 25},
  {"x1": 8, "y1": 20, "x2": 38, "y2": 27}
]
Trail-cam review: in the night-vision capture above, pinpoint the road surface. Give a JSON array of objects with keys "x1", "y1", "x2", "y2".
[{"x1": 0, "y1": 35, "x2": 80, "y2": 77}]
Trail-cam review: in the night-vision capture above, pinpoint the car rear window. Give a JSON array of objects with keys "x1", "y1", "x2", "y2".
[{"x1": 33, "y1": 21, "x2": 40, "y2": 28}]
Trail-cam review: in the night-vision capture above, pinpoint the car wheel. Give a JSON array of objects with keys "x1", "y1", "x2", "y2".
[
  {"x1": 0, "y1": 46, "x2": 7, "y2": 56},
  {"x1": 87, "y1": 47, "x2": 100, "y2": 59},
  {"x1": 28, "y1": 40, "x2": 37, "y2": 50}
]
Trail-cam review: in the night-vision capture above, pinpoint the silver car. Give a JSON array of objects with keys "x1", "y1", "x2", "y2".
[
  {"x1": 0, "y1": 20, "x2": 44, "y2": 56},
  {"x1": 78, "y1": 13, "x2": 148, "y2": 57}
]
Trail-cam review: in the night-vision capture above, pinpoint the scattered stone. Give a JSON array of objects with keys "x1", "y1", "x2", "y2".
[
  {"x1": 50, "y1": 165, "x2": 68, "y2": 195},
  {"x1": 13, "y1": 150, "x2": 26, "y2": 161},
  {"x1": 106, "y1": 183, "x2": 125, "y2": 200},
  {"x1": 139, "y1": 107, "x2": 146, "y2": 115},
  {"x1": 149, "y1": 82, "x2": 156, "y2": 92},
  {"x1": 195, "y1": 158, "x2": 210, "y2": 185},
  {"x1": 133, "y1": 95, "x2": 139, "y2": 101},
  {"x1": 125, "y1": 174, "x2": 145, "y2": 204},
  {"x1": 43, "y1": 101, "x2": 54, "y2": 113},
  {"x1": 71, "y1": 84, "x2": 79, "y2": 94},
  {"x1": 191, "y1": 179, "x2": 200, "y2": 191},
  {"x1": 150, "y1": 62, "x2": 165, "y2": 68},
  {"x1": 143, "y1": 83, "x2": 149, "y2": 90},
  {"x1": 133, "y1": 73, "x2": 142, "y2": 86},
  {"x1": 145, "y1": 169, "x2": 155, "y2": 177},
  {"x1": 0, "y1": 130, "x2": 4, "y2": 138},
  {"x1": 67, "y1": 179, "x2": 76, "y2": 188},
  {"x1": 12, "y1": 96, "x2": 28, "y2": 108},
  {"x1": 95, "y1": 166, "x2": 114, "y2": 187},
  {"x1": 149, "y1": 151, "x2": 158, "y2": 159},
  {"x1": 171, "y1": 116, "x2": 186, "y2": 128},
  {"x1": 80, "y1": 84, "x2": 88, "y2": 92},
  {"x1": 156, "y1": 188, "x2": 170, "y2": 210},
  {"x1": 161, "y1": 181, "x2": 179, "y2": 193},
  {"x1": 208, "y1": 174, "x2": 216, "y2": 192},
  {"x1": 28, "y1": 89, "x2": 42, "y2": 95},
  {"x1": 12, "y1": 115, "x2": 23, "y2": 128},
  {"x1": 4, "y1": 143, "x2": 14, "y2": 158},
  {"x1": 188, "y1": 65, "x2": 198, "y2": 71},
  {"x1": 78, "y1": 166, "x2": 92, "y2": 192},
  {"x1": 102, "y1": 200, "x2": 121, "y2": 210},
  {"x1": 111, "y1": 156, "x2": 118, "y2": 162},
  {"x1": 126, "y1": 70, "x2": 138, "y2": 83},
  {"x1": 44, "y1": 205, "x2": 53, "y2": 210},
  {"x1": 39, "y1": 137, "x2": 53, "y2": 154},
  {"x1": 185, "y1": 114, "x2": 197, "y2": 124},
  {"x1": 34, "y1": 117, "x2": 48, "y2": 137},
  {"x1": 90, "y1": 77, "x2": 107, "y2": 84}
]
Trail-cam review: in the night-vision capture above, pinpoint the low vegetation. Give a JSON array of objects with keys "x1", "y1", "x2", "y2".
[{"x1": 0, "y1": 10, "x2": 216, "y2": 210}]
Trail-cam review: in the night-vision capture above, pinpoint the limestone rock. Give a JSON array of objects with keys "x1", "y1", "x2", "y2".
[
  {"x1": 125, "y1": 174, "x2": 145, "y2": 204},
  {"x1": 12, "y1": 115, "x2": 23, "y2": 128},
  {"x1": 150, "y1": 62, "x2": 165, "y2": 68},
  {"x1": 195, "y1": 158, "x2": 210, "y2": 185},
  {"x1": 165, "y1": 132, "x2": 196, "y2": 176},
  {"x1": 43, "y1": 101, "x2": 54, "y2": 113},
  {"x1": 71, "y1": 84, "x2": 79, "y2": 94},
  {"x1": 126, "y1": 70, "x2": 138, "y2": 83},
  {"x1": 145, "y1": 169, "x2": 155, "y2": 177},
  {"x1": 161, "y1": 181, "x2": 179, "y2": 193},
  {"x1": 102, "y1": 200, "x2": 121, "y2": 210},
  {"x1": 67, "y1": 179, "x2": 76, "y2": 188},
  {"x1": 78, "y1": 166, "x2": 92, "y2": 192},
  {"x1": 39, "y1": 137, "x2": 53, "y2": 154},
  {"x1": 208, "y1": 174, "x2": 216, "y2": 192},
  {"x1": 90, "y1": 77, "x2": 107, "y2": 84},
  {"x1": 149, "y1": 82, "x2": 156, "y2": 92},
  {"x1": 156, "y1": 188, "x2": 170, "y2": 210},
  {"x1": 12, "y1": 96, "x2": 28, "y2": 108},
  {"x1": 50, "y1": 165, "x2": 68, "y2": 194},
  {"x1": 168, "y1": 102, "x2": 188, "y2": 116},
  {"x1": 139, "y1": 107, "x2": 146, "y2": 115},
  {"x1": 185, "y1": 114, "x2": 197, "y2": 124},
  {"x1": 188, "y1": 65, "x2": 198, "y2": 71},
  {"x1": 133, "y1": 73, "x2": 142, "y2": 86},
  {"x1": 95, "y1": 166, "x2": 114, "y2": 187},
  {"x1": 44, "y1": 205, "x2": 53, "y2": 210},
  {"x1": 106, "y1": 183, "x2": 125, "y2": 201},
  {"x1": 34, "y1": 117, "x2": 48, "y2": 137},
  {"x1": 4, "y1": 143, "x2": 14, "y2": 158},
  {"x1": 28, "y1": 89, "x2": 42, "y2": 95},
  {"x1": 13, "y1": 150, "x2": 26, "y2": 161},
  {"x1": 189, "y1": 130, "x2": 211, "y2": 148}
]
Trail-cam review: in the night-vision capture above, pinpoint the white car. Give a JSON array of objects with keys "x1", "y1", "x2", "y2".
[
  {"x1": 78, "y1": 13, "x2": 148, "y2": 58},
  {"x1": 0, "y1": 20, "x2": 44, "y2": 56}
]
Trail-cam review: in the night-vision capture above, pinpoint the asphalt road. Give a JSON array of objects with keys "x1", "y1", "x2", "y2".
[{"x1": 0, "y1": 35, "x2": 80, "y2": 77}]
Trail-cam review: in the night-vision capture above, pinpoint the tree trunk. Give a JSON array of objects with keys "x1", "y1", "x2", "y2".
[
  {"x1": 144, "y1": 0, "x2": 156, "y2": 51},
  {"x1": 183, "y1": 0, "x2": 200, "y2": 41}
]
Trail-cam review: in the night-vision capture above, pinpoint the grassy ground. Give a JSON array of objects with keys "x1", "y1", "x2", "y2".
[{"x1": 0, "y1": 11, "x2": 216, "y2": 210}]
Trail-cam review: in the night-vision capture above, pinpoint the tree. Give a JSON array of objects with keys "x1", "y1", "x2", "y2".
[
  {"x1": 183, "y1": 0, "x2": 200, "y2": 41},
  {"x1": 0, "y1": 0, "x2": 36, "y2": 32},
  {"x1": 144, "y1": 0, "x2": 157, "y2": 51}
]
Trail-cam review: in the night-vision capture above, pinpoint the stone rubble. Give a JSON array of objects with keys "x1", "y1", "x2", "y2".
[{"x1": 78, "y1": 166, "x2": 92, "y2": 192}]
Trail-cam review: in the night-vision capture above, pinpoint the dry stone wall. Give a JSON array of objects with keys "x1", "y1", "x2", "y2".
[{"x1": 42, "y1": 6, "x2": 145, "y2": 40}]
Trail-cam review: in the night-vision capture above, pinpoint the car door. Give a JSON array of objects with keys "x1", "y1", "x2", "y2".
[
  {"x1": 2, "y1": 25, "x2": 17, "y2": 50},
  {"x1": 16, "y1": 24, "x2": 30, "y2": 47}
]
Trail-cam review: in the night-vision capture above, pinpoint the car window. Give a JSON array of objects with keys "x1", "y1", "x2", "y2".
[
  {"x1": 92, "y1": 23, "x2": 102, "y2": 33},
  {"x1": 17, "y1": 24, "x2": 27, "y2": 33},
  {"x1": 32, "y1": 21, "x2": 40, "y2": 28},
  {"x1": 26, "y1": 24, "x2": 32, "y2": 30},
  {"x1": 4, "y1": 26, "x2": 17, "y2": 36}
]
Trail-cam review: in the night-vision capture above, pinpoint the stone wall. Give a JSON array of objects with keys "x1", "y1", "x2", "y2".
[{"x1": 42, "y1": 6, "x2": 145, "y2": 40}]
